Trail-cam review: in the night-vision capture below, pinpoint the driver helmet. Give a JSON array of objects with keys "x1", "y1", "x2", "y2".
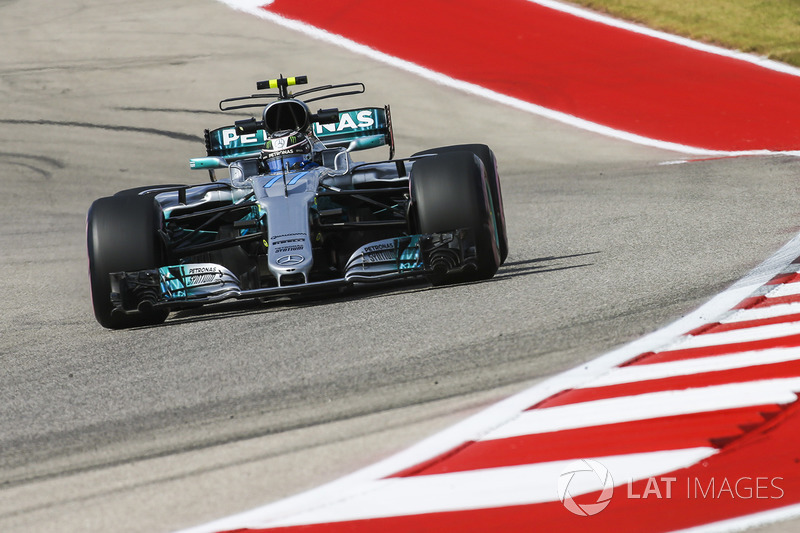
[{"x1": 261, "y1": 130, "x2": 313, "y2": 173}]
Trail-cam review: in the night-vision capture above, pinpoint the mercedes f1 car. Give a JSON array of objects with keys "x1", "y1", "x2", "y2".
[{"x1": 87, "y1": 75, "x2": 508, "y2": 329}]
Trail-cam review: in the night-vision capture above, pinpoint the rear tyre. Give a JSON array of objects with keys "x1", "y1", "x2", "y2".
[
  {"x1": 87, "y1": 195, "x2": 169, "y2": 329},
  {"x1": 411, "y1": 151, "x2": 500, "y2": 284},
  {"x1": 412, "y1": 144, "x2": 507, "y2": 263}
]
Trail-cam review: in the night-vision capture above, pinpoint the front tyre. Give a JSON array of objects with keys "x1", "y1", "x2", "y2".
[
  {"x1": 412, "y1": 144, "x2": 507, "y2": 264},
  {"x1": 411, "y1": 151, "x2": 500, "y2": 284},
  {"x1": 87, "y1": 195, "x2": 169, "y2": 329}
]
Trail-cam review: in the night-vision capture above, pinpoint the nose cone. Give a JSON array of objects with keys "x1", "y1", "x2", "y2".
[{"x1": 268, "y1": 236, "x2": 313, "y2": 285}]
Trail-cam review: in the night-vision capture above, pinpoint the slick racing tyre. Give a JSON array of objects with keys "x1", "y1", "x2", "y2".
[
  {"x1": 87, "y1": 195, "x2": 169, "y2": 329},
  {"x1": 411, "y1": 151, "x2": 501, "y2": 284},
  {"x1": 412, "y1": 144, "x2": 507, "y2": 264}
]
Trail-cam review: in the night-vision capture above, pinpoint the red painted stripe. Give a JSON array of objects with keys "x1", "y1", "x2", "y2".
[
  {"x1": 263, "y1": 0, "x2": 800, "y2": 151},
  {"x1": 225, "y1": 402, "x2": 800, "y2": 533},
  {"x1": 392, "y1": 405, "x2": 780, "y2": 477},
  {"x1": 626, "y1": 332, "x2": 800, "y2": 365},
  {"x1": 689, "y1": 313, "x2": 800, "y2": 335},
  {"x1": 537, "y1": 360, "x2": 800, "y2": 407},
  {"x1": 768, "y1": 272, "x2": 800, "y2": 285},
  {"x1": 735, "y1": 293, "x2": 800, "y2": 310}
]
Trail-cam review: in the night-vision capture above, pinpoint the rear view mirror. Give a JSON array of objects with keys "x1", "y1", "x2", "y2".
[
  {"x1": 313, "y1": 108, "x2": 340, "y2": 125},
  {"x1": 234, "y1": 117, "x2": 261, "y2": 135}
]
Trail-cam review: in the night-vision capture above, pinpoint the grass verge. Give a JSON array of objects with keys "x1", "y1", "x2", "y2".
[{"x1": 571, "y1": 0, "x2": 800, "y2": 67}]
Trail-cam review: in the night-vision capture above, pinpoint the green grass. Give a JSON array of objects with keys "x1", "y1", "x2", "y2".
[{"x1": 571, "y1": 0, "x2": 800, "y2": 67}]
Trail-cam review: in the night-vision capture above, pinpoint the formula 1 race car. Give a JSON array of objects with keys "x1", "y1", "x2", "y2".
[{"x1": 87, "y1": 75, "x2": 507, "y2": 329}]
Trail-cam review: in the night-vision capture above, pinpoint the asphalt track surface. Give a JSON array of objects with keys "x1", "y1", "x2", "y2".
[{"x1": 1, "y1": 1, "x2": 800, "y2": 531}]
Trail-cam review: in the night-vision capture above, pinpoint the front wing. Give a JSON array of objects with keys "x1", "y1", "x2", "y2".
[{"x1": 108, "y1": 230, "x2": 476, "y2": 316}]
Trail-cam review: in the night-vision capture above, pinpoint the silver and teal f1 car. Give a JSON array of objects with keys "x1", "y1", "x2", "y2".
[{"x1": 87, "y1": 76, "x2": 508, "y2": 329}]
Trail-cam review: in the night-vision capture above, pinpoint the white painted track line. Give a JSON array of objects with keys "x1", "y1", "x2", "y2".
[
  {"x1": 480, "y1": 379, "x2": 800, "y2": 441},
  {"x1": 264, "y1": 449, "x2": 715, "y2": 527},
  {"x1": 585, "y1": 347, "x2": 800, "y2": 388}
]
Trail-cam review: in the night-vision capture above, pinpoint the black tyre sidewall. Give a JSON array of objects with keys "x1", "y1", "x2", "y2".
[
  {"x1": 411, "y1": 151, "x2": 500, "y2": 282},
  {"x1": 412, "y1": 144, "x2": 508, "y2": 263},
  {"x1": 87, "y1": 195, "x2": 168, "y2": 328}
]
